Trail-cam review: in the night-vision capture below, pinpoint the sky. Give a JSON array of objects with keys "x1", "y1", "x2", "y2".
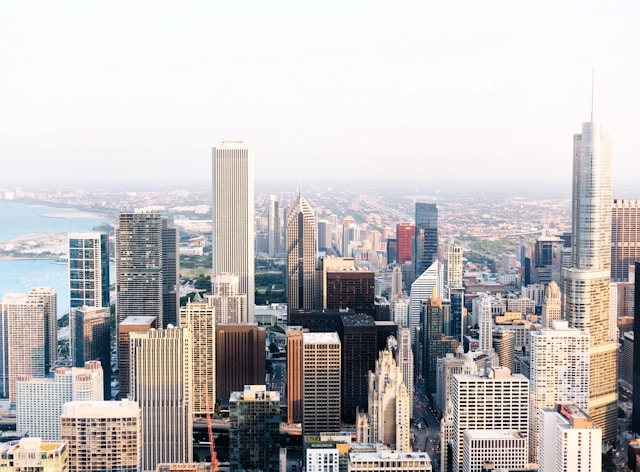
[{"x1": 1, "y1": 1, "x2": 639, "y2": 194}]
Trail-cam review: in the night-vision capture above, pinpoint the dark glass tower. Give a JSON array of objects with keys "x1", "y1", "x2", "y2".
[
  {"x1": 414, "y1": 203, "x2": 438, "y2": 281},
  {"x1": 632, "y1": 262, "x2": 640, "y2": 433},
  {"x1": 68, "y1": 233, "x2": 110, "y2": 309}
]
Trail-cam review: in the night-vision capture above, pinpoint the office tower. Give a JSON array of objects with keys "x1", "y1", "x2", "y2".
[
  {"x1": 340, "y1": 314, "x2": 377, "y2": 423},
  {"x1": 229, "y1": 385, "x2": 281, "y2": 472},
  {"x1": 61, "y1": 399, "x2": 142, "y2": 472},
  {"x1": 286, "y1": 190, "x2": 317, "y2": 312},
  {"x1": 539, "y1": 404, "x2": 602, "y2": 472},
  {"x1": 395, "y1": 328, "x2": 414, "y2": 415},
  {"x1": 445, "y1": 244, "x2": 464, "y2": 340},
  {"x1": 342, "y1": 216, "x2": 359, "y2": 257},
  {"x1": 317, "y1": 218, "x2": 331, "y2": 254},
  {"x1": 462, "y1": 430, "x2": 527, "y2": 472},
  {"x1": 209, "y1": 273, "x2": 247, "y2": 325},
  {"x1": 286, "y1": 327, "x2": 303, "y2": 424},
  {"x1": 4, "y1": 291, "x2": 50, "y2": 403},
  {"x1": 611, "y1": 199, "x2": 640, "y2": 282},
  {"x1": 68, "y1": 232, "x2": 110, "y2": 309},
  {"x1": 16, "y1": 361, "x2": 103, "y2": 440},
  {"x1": 179, "y1": 299, "x2": 215, "y2": 416},
  {"x1": 387, "y1": 238, "x2": 398, "y2": 267},
  {"x1": 316, "y1": 256, "x2": 355, "y2": 309},
  {"x1": 130, "y1": 326, "x2": 193, "y2": 471},
  {"x1": 325, "y1": 269, "x2": 375, "y2": 316},
  {"x1": 268, "y1": 195, "x2": 280, "y2": 257},
  {"x1": 117, "y1": 316, "x2": 157, "y2": 400},
  {"x1": 116, "y1": 211, "x2": 163, "y2": 325},
  {"x1": 70, "y1": 305, "x2": 111, "y2": 399},
  {"x1": 393, "y1": 298, "x2": 409, "y2": 327},
  {"x1": 409, "y1": 260, "x2": 441, "y2": 344},
  {"x1": 0, "y1": 438, "x2": 68, "y2": 472},
  {"x1": 162, "y1": 217, "x2": 180, "y2": 328},
  {"x1": 562, "y1": 118, "x2": 618, "y2": 442},
  {"x1": 391, "y1": 266, "x2": 403, "y2": 299},
  {"x1": 396, "y1": 223, "x2": 414, "y2": 265},
  {"x1": 492, "y1": 328, "x2": 515, "y2": 372},
  {"x1": 0, "y1": 301, "x2": 7, "y2": 399},
  {"x1": 414, "y1": 202, "x2": 438, "y2": 281},
  {"x1": 634, "y1": 263, "x2": 640, "y2": 433},
  {"x1": 477, "y1": 294, "x2": 493, "y2": 354},
  {"x1": 302, "y1": 332, "x2": 341, "y2": 435},
  {"x1": 541, "y1": 280, "x2": 561, "y2": 327},
  {"x1": 531, "y1": 235, "x2": 564, "y2": 285},
  {"x1": 215, "y1": 324, "x2": 266, "y2": 403},
  {"x1": 620, "y1": 331, "x2": 634, "y2": 390},
  {"x1": 212, "y1": 141, "x2": 255, "y2": 322},
  {"x1": 348, "y1": 450, "x2": 432, "y2": 471},
  {"x1": 529, "y1": 320, "x2": 590, "y2": 463},
  {"x1": 423, "y1": 295, "x2": 459, "y2": 393},
  {"x1": 451, "y1": 367, "x2": 529, "y2": 472},
  {"x1": 356, "y1": 348, "x2": 410, "y2": 451},
  {"x1": 28, "y1": 287, "x2": 58, "y2": 373}
]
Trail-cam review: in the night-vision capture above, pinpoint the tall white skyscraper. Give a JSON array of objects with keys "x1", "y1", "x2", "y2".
[
  {"x1": 477, "y1": 293, "x2": 494, "y2": 354},
  {"x1": 409, "y1": 260, "x2": 441, "y2": 342},
  {"x1": 286, "y1": 189, "x2": 317, "y2": 311},
  {"x1": 212, "y1": 141, "x2": 255, "y2": 322},
  {"x1": 562, "y1": 118, "x2": 618, "y2": 442},
  {"x1": 210, "y1": 273, "x2": 247, "y2": 324},
  {"x1": 451, "y1": 366, "x2": 529, "y2": 472},
  {"x1": 396, "y1": 328, "x2": 414, "y2": 415},
  {"x1": 529, "y1": 320, "x2": 590, "y2": 463},
  {"x1": 267, "y1": 194, "x2": 280, "y2": 257},
  {"x1": 130, "y1": 326, "x2": 193, "y2": 471}
]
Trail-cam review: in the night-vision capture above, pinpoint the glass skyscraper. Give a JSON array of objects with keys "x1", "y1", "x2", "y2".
[
  {"x1": 68, "y1": 232, "x2": 110, "y2": 309},
  {"x1": 414, "y1": 202, "x2": 438, "y2": 281}
]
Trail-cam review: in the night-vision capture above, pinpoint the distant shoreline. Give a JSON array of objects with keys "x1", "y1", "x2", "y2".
[{"x1": 0, "y1": 256, "x2": 58, "y2": 261}]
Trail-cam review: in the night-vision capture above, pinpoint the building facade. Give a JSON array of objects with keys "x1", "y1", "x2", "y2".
[
  {"x1": 68, "y1": 232, "x2": 110, "y2": 309},
  {"x1": 414, "y1": 203, "x2": 438, "y2": 282},
  {"x1": 611, "y1": 199, "x2": 640, "y2": 282},
  {"x1": 212, "y1": 141, "x2": 255, "y2": 322}
]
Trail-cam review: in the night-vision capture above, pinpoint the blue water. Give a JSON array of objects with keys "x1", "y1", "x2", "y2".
[{"x1": 0, "y1": 201, "x2": 114, "y2": 317}]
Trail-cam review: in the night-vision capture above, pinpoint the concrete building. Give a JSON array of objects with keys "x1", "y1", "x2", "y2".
[
  {"x1": 325, "y1": 269, "x2": 376, "y2": 317},
  {"x1": 117, "y1": 316, "x2": 158, "y2": 400},
  {"x1": 541, "y1": 281, "x2": 562, "y2": 328},
  {"x1": 562, "y1": 118, "x2": 618, "y2": 443},
  {"x1": 302, "y1": 332, "x2": 341, "y2": 435},
  {"x1": 611, "y1": 199, "x2": 640, "y2": 282},
  {"x1": 286, "y1": 189, "x2": 317, "y2": 312},
  {"x1": 396, "y1": 223, "x2": 415, "y2": 265},
  {"x1": 215, "y1": 324, "x2": 266, "y2": 404},
  {"x1": 61, "y1": 399, "x2": 142, "y2": 472},
  {"x1": 348, "y1": 450, "x2": 432, "y2": 471},
  {"x1": 422, "y1": 294, "x2": 459, "y2": 393},
  {"x1": 70, "y1": 305, "x2": 111, "y2": 399},
  {"x1": 395, "y1": 328, "x2": 414, "y2": 416},
  {"x1": 529, "y1": 320, "x2": 590, "y2": 463},
  {"x1": 304, "y1": 432, "x2": 351, "y2": 472},
  {"x1": 315, "y1": 256, "x2": 355, "y2": 309},
  {"x1": 130, "y1": 326, "x2": 193, "y2": 471},
  {"x1": 16, "y1": 361, "x2": 104, "y2": 440},
  {"x1": 462, "y1": 430, "x2": 527, "y2": 472},
  {"x1": 0, "y1": 438, "x2": 68, "y2": 472},
  {"x1": 209, "y1": 273, "x2": 247, "y2": 325},
  {"x1": 229, "y1": 385, "x2": 280, "y2": 472},
  {"x1": 68, "y1": 232, "x2": 110, "y2": 310},
  {"x1": 179, "y1": 298, "x2": 216, "y2": 416},
  {"x1": 212, "y1": 141, "x2": 255, "y2": 322},
  {"x1": 268, "y1": 195, "x2": 280, "y2": 257},
  {"x1": 451, "y1": 367, "x2": 529, "y2": 472},
  {"x1": 539, "y1": 404, "x2": 602, "y2": 472}
]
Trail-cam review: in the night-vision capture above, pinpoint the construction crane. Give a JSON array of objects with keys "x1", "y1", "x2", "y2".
[{"x1": 204, "y1": 388, "x2": 219, "y2": 472}]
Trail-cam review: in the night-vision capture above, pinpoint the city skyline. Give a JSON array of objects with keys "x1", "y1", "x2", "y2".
[{"x1": 1, "y1": 2, "x2": 640, "y2": 191}]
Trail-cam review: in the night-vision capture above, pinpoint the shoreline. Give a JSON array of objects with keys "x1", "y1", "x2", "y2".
[{"x1": 0, "y1": 256, "x2": 58, "y2": 261}]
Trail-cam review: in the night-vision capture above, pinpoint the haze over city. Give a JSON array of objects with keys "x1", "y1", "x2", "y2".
[{"x1": 1, "y1": 1, "x2": 639, "y2": 193}]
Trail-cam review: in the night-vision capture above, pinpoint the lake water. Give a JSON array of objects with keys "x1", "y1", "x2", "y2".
[{"x1": 0, "y1": 201, "x2": 115, "y2": 317}]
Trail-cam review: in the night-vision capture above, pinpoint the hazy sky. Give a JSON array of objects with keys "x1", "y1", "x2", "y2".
[{"x1": 1, "y1": 1, "x2": 639, "y2": 193}]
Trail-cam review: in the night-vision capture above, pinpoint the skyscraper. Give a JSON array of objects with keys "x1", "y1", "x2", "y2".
[
  {"x1": 541, "y1": 281, "x2": 562, "y2": 328},
  {"x1": 229, "y1": 385, "x2": 281, "y2": 472},
  {"x1": 0, "y1": 438, "x2": 68, "y2": 472},
  {"x1": 116, "y1": 211, "x2": 163, "y2": 325},
  {"x1": 212, "y1": 141, "x2": 255, "y2": 322},
  {"x1": 69, "y1": 306, "x2": 111, "y2": 399},
  {"x1": 286, "y1": 326, "x2": 303, "y2": 424},
  {"x1": 396, "y1": 223, "x2": 414, "y2": 265},
  {"x1": 117, "y1": 315, "x2": 158, "y2": 400},
  {"x1": 611, "y1": 199, "x2": 640, "y2": 282},
  {"x1": 210, "y1": 273, "x2": 248, "y2": 325},
  {"x1": 162, "y1": 217, "x2": 180, "y2": 328},
  {"x1": 561, "y1": 118, "x2": 618, "y2": 442},
  {"x1": 268, "y1": 194, "x2": 280, "y2": 257},
  {"x1": 130, "y1": 326, "x2": 193, "y2": 470},
  {"x1": 409, "y1": 260, "x2": 441, "y2": 343},
  {"x1": 414, "y1": 203, "x2": 438, "y2": 281},
  {"x1": 286, "y1": 190, "x2": 317, "y2": 312},
  {"x1": 28, "y1": 287, "x2": 58, "y2": 373},
  {"x1": 302, "y1": 332, "x2": 341, "y2": 435},
  {"x1": 529, "y1": 320, "x2": 590, "y2": 463},
  {"x1": 179, "y1": 298, "x2": 216, "y2": 416},
  {"x1": 68, "y1": 232, "x2": 110, "y2": 309}
]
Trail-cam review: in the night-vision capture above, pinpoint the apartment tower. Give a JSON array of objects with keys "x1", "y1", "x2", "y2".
[
  {"x1": 117, "y1": 315, "x2": 158, "y2": 400},
  {"x1": 210, "y1": 273, "x2": 247, "y2": 325},
  {"x1": 212, "y1": 141, "x2": 255, "y2": 322},
  {"x1": 286, "y1": 189, "x2": 317, "y2": 312},
  {"x1": 286, "y1": 326, "x2": 303, "y2": 424},
  {"x1": 561, "y1": 118, "x2": 618, "y2": 442}
]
